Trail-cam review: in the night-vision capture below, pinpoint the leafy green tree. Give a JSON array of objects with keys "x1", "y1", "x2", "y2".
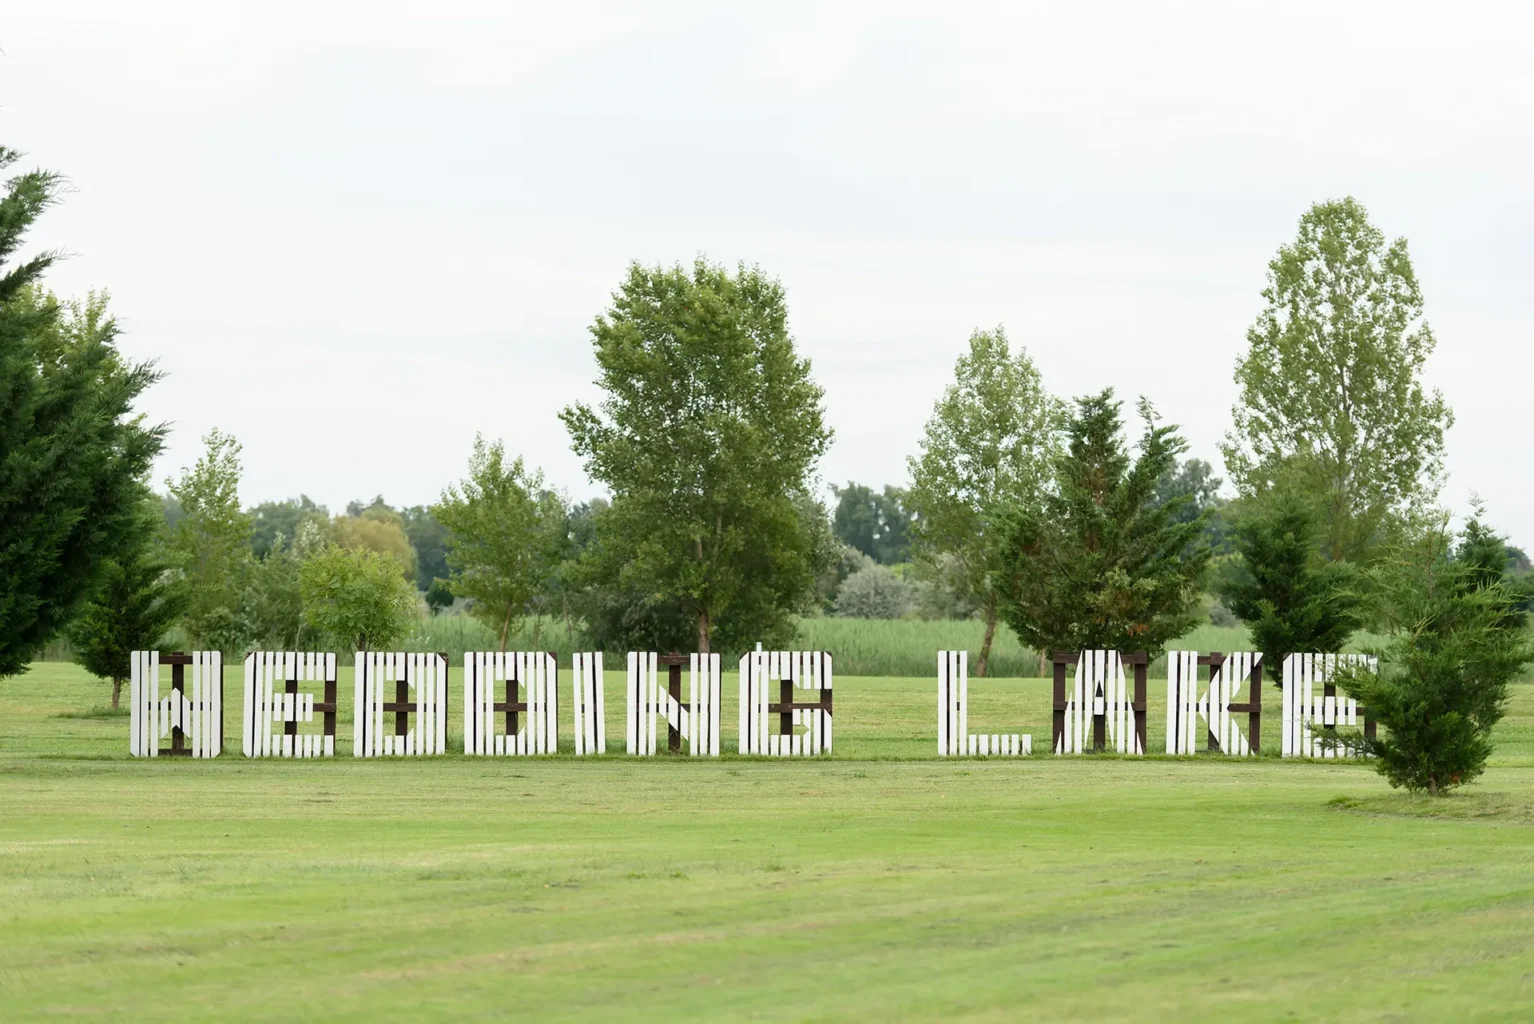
[
  {"x1": 834, "y1": 565, "x2": 912, "y2": 619},
  {"x1": 831, "y1": 482, "x2": 913, "y2": 564},
  {"x1": 424, "y1": 579, "x2": 454, "y2": 615},
  {"x1": 298, "y1": 544, "x2": 416, "y2": 652},
  {"x1": 163, "y1": 429, "x2": 253, "y2": 651},
  {"x1": 906, "y1": 326, "x2": 1061, "y2": 676},
  {"x1": 238, "y1": 521, "x2": 325, "y2": 651},
  {"x1": 991, "y1": 391, "x2": 1210, "y2": 658},
  {"x1": 402, "y1": 505, "x2": 451, "y2": 591},
  {"x1": 1221, "y1": 197, "x2": 1453, "y2": 563},
  {"x1": 433, "y1": 435, "x2": 564, "y2": 650},
  {"x1": 1217, "y1": 490, "x2": 1362, "y2": 680},
  {"x1": 562, "y1": 259, "x2": 831, "y2": 653},
  {"x1": 0, "y1": 148, "x2": 166, "y2": 677},
  {"x1": 1337, "y1": 515, "x2": 1534, "y2": 795},
  {"x1": 250, "y1": 495, "x2": 328, "y2": 560},
  {"x1": 66, "y1": 505, "x2": 187, "y2": 708},
  {"x1": 329, "y1": 513, "x2": 416, "y2": 581}
]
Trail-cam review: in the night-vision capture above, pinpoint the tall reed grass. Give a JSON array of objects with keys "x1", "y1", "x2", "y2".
[{"x1": 41, "y1": 612, "x2": 1380, "y2": 679}]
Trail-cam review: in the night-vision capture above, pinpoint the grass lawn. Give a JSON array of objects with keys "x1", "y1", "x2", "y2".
[{"x1": 3, "y1": 662, "x2": 1533, "y2": 1021}]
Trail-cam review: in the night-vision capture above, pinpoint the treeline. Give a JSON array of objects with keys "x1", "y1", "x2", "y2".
[{"x1": 4, "y1": 147, "x2": 1531, "y2": 794}]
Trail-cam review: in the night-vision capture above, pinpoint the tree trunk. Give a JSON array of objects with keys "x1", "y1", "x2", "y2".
[
  {"x1": 697, "y1": 608, "x2": 711, "y2": 654},
  {"x1": 112, "y1": 677, "x2": 124, "y2": 709},
  {"x1": 976, "y1": 601, "x2": 998, "y2": 678},
  {"x1": 498, "y1": 604, "x2": 514, "y2": 652},
  {"x1": 1428, "y1": 777, "x2": 1439, "y2": 797}
]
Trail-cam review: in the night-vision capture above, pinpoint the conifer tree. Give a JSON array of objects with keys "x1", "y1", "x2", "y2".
[
  {"x1": 67, "y1": 510, "x2": 187, "y2": 707},
  {"x1": 991, "y1": 390, "x2": 1209, "y2": 657},
  {"x1": 1218, "y1": 490, "x2": 1362, "y2": 681},
  {"x1": 1338, "y1": 512, "x2": 1533, "y2": 794},
  {"x1": 0, "y1": 149, "x2": 165, "y2": 676}
]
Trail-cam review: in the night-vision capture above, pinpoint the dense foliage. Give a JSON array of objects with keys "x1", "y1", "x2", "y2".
[
  {"x1": 1222, "y1": 197, "x2": 1452, "y2": 563},
  {"x1": 562, "y1": 260, "x2": 831, "y2": 653},
  {"x1": 1218, "y1": 490, "x2": 1362, "y2": 680},
  {"x1": 0, "y1": 147, "x2": 165, "y2": 676},
  {"x1": 1337, "y1": 515, "x2": 1533, "y2": 794},
  {"x1": 906, "y1": 327, "x2": 1061, "y2": 675},
  {"x1": 991, "y1": 391, "x2": 1210, "y2": 658}
]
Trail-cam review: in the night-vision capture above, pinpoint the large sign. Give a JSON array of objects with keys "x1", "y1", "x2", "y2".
[
  {"x1": 129, "y1": 651, "x2": 222, "y2": 757},
  {"x1": 739, "y1": 649, "x2": 832, "y2": 756},
  {"x1": 936, "y1": 650, "x2": 1030, "y2": 756},
  {"x1": 244, "y1": 652, "x2": 337, "y2": 758}
]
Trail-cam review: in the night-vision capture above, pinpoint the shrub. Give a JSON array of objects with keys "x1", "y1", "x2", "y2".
[{"x1": 834, "y1": 565, "x2": 912, "y2": 620}]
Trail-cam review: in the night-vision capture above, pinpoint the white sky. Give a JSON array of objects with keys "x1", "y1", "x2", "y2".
[{"x1": 5, "y1": 2, "x2": 1531, "y2": 537}]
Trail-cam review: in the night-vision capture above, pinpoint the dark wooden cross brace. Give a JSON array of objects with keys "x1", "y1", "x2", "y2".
[
  {"x1": 491, "y1": 654, "x2": 557, "y2": 739},
  {"x1": 378, "y1": 652, "x2": 450, "y2": 737},
  {"x1": 274, "y1": 657, "x2": 337, "y2": 746},
  {"x1": 160, "y1": 652, "x2": 223, "y2": 756},
  {"x1": 657, "y1": 653, "x2": 689, "y2": 753},
  {"x1": 1052, "y1": 651, "x2": 1147, "y2": 754},
  {"x1": 1199, "y1": 652, "x2": 1259, "y2": 754},
  {"x1": 766, "y1": 660, "x2": 833, "y2": 742}
]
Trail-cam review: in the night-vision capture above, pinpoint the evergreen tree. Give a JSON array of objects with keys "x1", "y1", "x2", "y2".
[
  {"x1": 1338, "y1": 514, "x2": 1533, "y2": 795},
  {"x1": 0, "y1": 148, "x2": 166, "y2": 677},
  {"x1": 66, "y1": 512, "x2": 188, "y2": 708},
  {"x1": 991, "y1": 390, "x2": 1209, "y2": 657},
  {"x1": 1218, "y1": 490, "x2": 1362, "y2": 681}
]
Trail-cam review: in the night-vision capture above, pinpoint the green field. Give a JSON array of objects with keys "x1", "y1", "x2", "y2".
[{"x1": 3, "y1": 662, "x2": 1533, "y2": 1021}]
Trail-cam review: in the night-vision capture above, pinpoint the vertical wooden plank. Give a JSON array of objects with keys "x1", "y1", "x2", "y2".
[
  {"x1": 1164, "y1": 652, "x2": 1178, "y2": 755},
  {"x1": 545, "y1": 653, "x2": 558, "y2": 754},
  {"x1": 129, "y1": 651, "x2": 142, "y2": 757},
  {"x1": 593, "y1": 652, "x2": 607, "y2": 755},
  {"x1": 463, "y1": 654, "x2": 474, "y2": 756},
  {"x1": 626, "y1": 651, "x2": 638, "y2": 755},
  {"x1": 958, "y1": 650, "x2": 969, "y2": 756},
  {"x1": 573, "y1": 653, "x2": 586, "y2": 757},
  {"x1": 937, "y1": 651, "x2": 949, "y2": 757}
]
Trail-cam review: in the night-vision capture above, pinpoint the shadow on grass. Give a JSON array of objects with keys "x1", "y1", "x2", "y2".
[
  {"x1": 1328, "y1": 791, "x2": 1534, "y2": 824},
  {"x1": 54, "y1": 707, "x2": 129, "y2": 720}
]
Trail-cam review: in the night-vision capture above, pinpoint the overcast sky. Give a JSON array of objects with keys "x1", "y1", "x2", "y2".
[{"x1": 5, "y1": 3, "x2": 1531, "y2": 536}]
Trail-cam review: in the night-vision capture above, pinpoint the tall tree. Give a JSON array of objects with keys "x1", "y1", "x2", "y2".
[
  {"x1": 831, "y1": 482, "x2": 913, "y2": 565},
  {"x1": 1218, "y1": 490, "x2": 1362, "y2": 679},
  {"x1": 401, "y1": 505, "x2": 451, "y2": 590},
  {"x1": 432, "y1": 435, "x2": 563, "y2": 650},
  {"x1": 1154, "y1": 457, "x2": 1231, "y2": 554},
  {"x1": 1221, "y1": 197, "x2": 1452, "y2": 562},
  {"x1": 991, "y1": 391, "x2": 1211, "y2": 658},
  {"x1": 906, "y1": 326, "x2": 1061, "y2": 676},
  {"x1": 1339, "y1": 514, "x2": 1533, "y2": 795},
  {"x1": 163, "y1": 429, "x2": 253, "y2": 651},
  {"x1": 66, "y1": 504, "x2": 187, "y2": 708},
  {"x1": 0, "y1": 147, "x2": 166, "y2": 677},
  {"x1": 250, "y1": 495, "x2": 328, "y2": 560},
  {"x1": 562, "y1": 259, "x2": 831, "y2": 653}
]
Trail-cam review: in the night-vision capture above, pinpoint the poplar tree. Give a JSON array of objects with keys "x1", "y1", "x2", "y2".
[
  {"x1": 906, "y1": 327, "x2": 1061, "y2": 676},
  {"x1": 1222, "y1": 198, "x2": 1451, "y2": 562}
]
